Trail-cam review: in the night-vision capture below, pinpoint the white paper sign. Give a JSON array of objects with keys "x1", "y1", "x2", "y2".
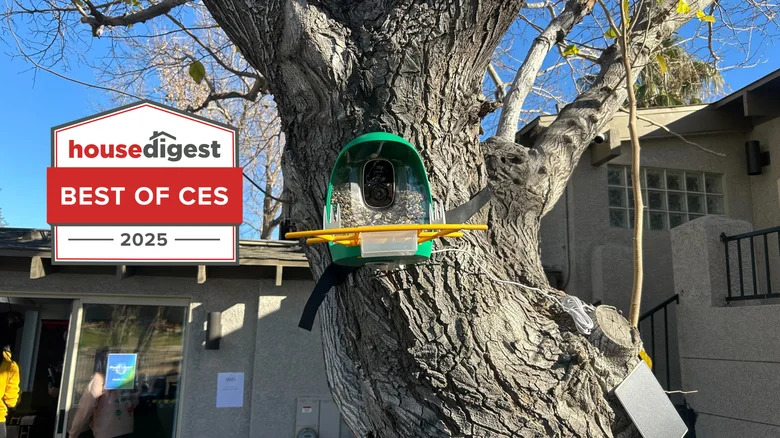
[{"x1": 216, "y1": 372, "x2": 244, "y2": 408}]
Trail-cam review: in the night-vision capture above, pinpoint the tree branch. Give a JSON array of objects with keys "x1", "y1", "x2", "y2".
[
  {"x1": 164, "y1": 13, "x2": 262, "y2": 81},
  {"x1": 243, "y1": 172, "x2": 289, "y2": 204},
  {"x1": 495, "y1": 0, "x2": 597, "y2": 140},
  {"x1": 80, "y1": 0, "x2": 190, "y2": 36},
  {"x1": 486, "y1": 63, "x2": 507, "y2": 99},
  {"x1": 5, "y1": 14, "x2": 142, "y2": 100},
  {"x1": 186, "y1": 77, "x2": 267, "y2": 113},
  {"x1": 529, "y1": 0, "x2": 717, "y2": 214},
  {"x1": 619, "y1": 107, "x2": 726, "y2": 157}
]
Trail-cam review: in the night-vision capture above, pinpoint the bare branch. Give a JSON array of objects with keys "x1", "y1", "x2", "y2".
[
  {"x1": 4, "y1": 13, "x2": 142, "y2": 100},
  {"x1": 70, "y1": 0, "x2": 88, "y2": 18},
  {"x1": 619, "y1": 108, "x2": 726, "y2": 157},
  {"x1": 243, "y1": 172, "x2": 289, "y2": 204},
  {"x1": 524, "y1": 1, "x2": 552, "y2": 8},
  {"x1": 186, "y1": 78, "x2": 265, "y2": 112},
  {"x1": 486, "y1": 63, "x2": 507, "y2": 99},
  {"x1": 165, "y1": 13, "x2": 261, "y2": 81},
  {"x1": 80, "y1": 0, "x2": 190, "y2": 36},
  {"x1": 495, "y1": 0, "x2": 597, "y2": 140}
]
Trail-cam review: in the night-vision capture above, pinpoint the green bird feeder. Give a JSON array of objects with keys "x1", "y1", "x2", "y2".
[{"x1": 286, "y1": 132, "x2": 487, "y2": 268}]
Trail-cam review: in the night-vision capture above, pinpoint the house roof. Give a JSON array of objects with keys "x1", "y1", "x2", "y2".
[
  {"x1": 0, "y1": 227, "x2": 308, "y2": 267},
  {"x1": 712, "y1": 68, "x2": 780, "y2": 107},
  {"x1": 710, "y1": 68, "x2": 780, "y2": 117},
  {"x1": 516, "y1": 68, "x2": 780, "y2": 144}
]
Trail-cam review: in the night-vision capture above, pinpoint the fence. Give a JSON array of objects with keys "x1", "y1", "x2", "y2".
[
  {"x1": 638, "y1": 294, "x2": 679, "y2": 390},
  {"x1": 722, "y1": 226, "x2": 780, "y2": 301}
]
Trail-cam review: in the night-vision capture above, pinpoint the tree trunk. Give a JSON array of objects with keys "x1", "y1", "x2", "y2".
[{"x1": 203, "y1": 0, "x2": 710, "y2": 435}]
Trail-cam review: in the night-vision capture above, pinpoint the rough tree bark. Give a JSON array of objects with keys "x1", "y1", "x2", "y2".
[{"x1": 203, "y1": 0, "x2": 711, "y2": 435}]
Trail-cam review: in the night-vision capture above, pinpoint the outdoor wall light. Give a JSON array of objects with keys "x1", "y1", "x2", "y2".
[
  {"x1": 205, "y1": 311, "x2": 221, "y2": 350},
  {"x1": 746, "y1": 140, "x2": 770, "y2": 175}
]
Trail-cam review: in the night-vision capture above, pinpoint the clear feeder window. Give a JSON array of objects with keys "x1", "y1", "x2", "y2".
[{"x1": 329, "y1": 146, "x2": 430, "y2": 228}]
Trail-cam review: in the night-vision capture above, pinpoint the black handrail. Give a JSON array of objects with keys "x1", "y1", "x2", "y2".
[
  {"x1": 639, "y1": 294, "x2": 679, "y2": 321},
  {"x1": 721, "y1": 226, "x2": 779, "y2": 302},
  {"x1": 721, "y1": 225, "x2": 780, "y2": 241},
  {"x1": 638, "y1": 294, "x2": 679, "y2": 390}
]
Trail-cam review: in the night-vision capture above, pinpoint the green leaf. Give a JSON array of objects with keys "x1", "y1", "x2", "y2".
[
  {"x1": 562, "y1": 44, "x2": 579, "y2": 57},
  {"x1": 188, "y1": 61, "x2": 206, "y2": 84},
  {"x1": 676, "y1": 0, "x2": 691, "y2": 14},
  {"x1": 656, "y1": 54, "x2": 668, "y2": 75},
  {"x1": 622, "y1": 0, "x2": 630, "y2": 12},
  {"x1": 604, "y1": 27, "x2": 618, "y2": 39},
  {"x1": 696, "y1": 9, "x2": 716, "y2": 22}
]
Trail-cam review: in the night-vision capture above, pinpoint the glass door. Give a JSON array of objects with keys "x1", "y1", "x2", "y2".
[
  {"x1": 56, "y1": 301, "x2": 188, "y2": 438},
  {"x1": 55, "y1": 300, "x2": 82, "y2": 438}
]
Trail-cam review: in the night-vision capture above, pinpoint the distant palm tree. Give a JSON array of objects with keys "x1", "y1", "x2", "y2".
[{"x1": 635, "y1": 37, "x2": 724, "y2": 108}]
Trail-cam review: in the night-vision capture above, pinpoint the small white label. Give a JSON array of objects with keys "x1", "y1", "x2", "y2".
[
  {"x1": 216, "y1": 372, "x2": 244, "y2": 408},
  {"x1": 302, "y1": 406, "x2": 312, "y2": 413}
]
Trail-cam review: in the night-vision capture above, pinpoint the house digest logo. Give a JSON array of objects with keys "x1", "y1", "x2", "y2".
[
  {"x1": 68, "y1": 131, "x2": 223, "y2": 161},
  {"x1": 47, "y1": 101, "x2": 241, "y2": 264}
]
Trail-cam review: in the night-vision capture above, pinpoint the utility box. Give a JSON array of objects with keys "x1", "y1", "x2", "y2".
[{"x1": 295, "y1": 397, "x2": 353, "y2": 438}]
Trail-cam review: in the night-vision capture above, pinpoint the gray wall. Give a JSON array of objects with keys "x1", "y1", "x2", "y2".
[
  {"x1": 0, "y1": 264, "x2": 338, "y2": 438},
  {"x1": 746, "y1": 118, "x2": 780, "y2": 295},
  {"x1": 671, "y1": 216, "x2": 780, "y2": 437},
  {"x1": 540, "y1": 131, "x2": 755, "y2": 315},
  {"x1": 747, "y1": 117, "x2": 780, "y2": 229}
]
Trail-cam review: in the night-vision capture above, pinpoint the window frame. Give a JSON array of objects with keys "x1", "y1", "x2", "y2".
[{"x1": 607, "y1": 165, "x2": 724, "y2": 230}]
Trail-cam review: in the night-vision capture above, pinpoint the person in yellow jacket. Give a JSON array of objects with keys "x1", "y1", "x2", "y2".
[{"x1": 0, "y1": 345, "x2": 21, "y2": 438}]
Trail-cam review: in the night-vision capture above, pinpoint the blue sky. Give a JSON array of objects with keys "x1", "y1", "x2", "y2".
[
  {"x1": 0, "y1": 54, "x2": 109, "y2": 228},
  {"x1": 1, "y1": 17, "x2": 779, "y2": 229}
]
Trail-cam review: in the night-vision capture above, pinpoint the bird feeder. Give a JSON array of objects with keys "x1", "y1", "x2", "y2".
[{"x1": 285, "y1": 132, "x2": 487, "y2": 267}]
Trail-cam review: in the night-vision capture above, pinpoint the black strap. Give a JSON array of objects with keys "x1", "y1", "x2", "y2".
[
  {"x1": 444, "y1": 186, "x2": 493, "y2": 224},
  {"x1": 299, "y1": 263, "x2": 358, "y2": 331}
]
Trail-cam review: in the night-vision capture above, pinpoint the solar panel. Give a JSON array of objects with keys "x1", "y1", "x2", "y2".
[{"x1": 614, "y1": 361, "x2": 688, "y2": 438}]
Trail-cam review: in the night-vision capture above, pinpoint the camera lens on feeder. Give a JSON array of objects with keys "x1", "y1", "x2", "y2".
[
  {"x1": 363, "y1": 159, "x2": 394, "y2": 208},
  {"x1": 370, "y1": 186, "x2": 388, "y2": 202}
]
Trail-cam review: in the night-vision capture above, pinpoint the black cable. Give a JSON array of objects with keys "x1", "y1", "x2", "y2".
[{"x1": 242, "y1": 172, "x2": 290, "y2": 204}]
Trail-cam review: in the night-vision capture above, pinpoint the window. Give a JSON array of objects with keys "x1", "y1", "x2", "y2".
[
  {"x1": 67, "y1": 304, "x2": 187, "y2": 438},
  {"x1": 607, "y1": 165, "x2": 723, "y2": 230}
]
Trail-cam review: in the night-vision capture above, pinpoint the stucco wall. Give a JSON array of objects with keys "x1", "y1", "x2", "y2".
[
  {"x1": 747, "y1": 117, "x2": 780, "y2": 229},
  {"x1": 671, "y1": 216, "x2": 780, "y2": 437},
  {"x1": 0, "y1": 265, "x2": 336, "y2": 438},
  {"x1": 745, "y1": 118, "x2": 780, "y2": 296},
  {"x1": 540, "y1": 131, "x2": 754, "y2": 315}
]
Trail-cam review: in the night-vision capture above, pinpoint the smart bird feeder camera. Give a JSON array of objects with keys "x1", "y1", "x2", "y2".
[{"x1": 286, "y1": 132, "x2": 488, "y2": 267}]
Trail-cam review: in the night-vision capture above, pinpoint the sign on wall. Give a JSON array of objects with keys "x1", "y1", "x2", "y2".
[
  {"x1": 216, "y1": 372, "x2": 244, "y2": 408},
  {"x1": 47, "y1": 100, "x2": 241, "y2": 264},
  {"x1": 105, "y1": 353, "x2": 138, "y2": 390}
]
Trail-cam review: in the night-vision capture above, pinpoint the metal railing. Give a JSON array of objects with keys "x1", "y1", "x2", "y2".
[
  {"x1": 638, "y1": 294, "x2": 679, "y2": 390},
  {"x1": 722, "y1": 226, "x2": 780, "y2": 302}
]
